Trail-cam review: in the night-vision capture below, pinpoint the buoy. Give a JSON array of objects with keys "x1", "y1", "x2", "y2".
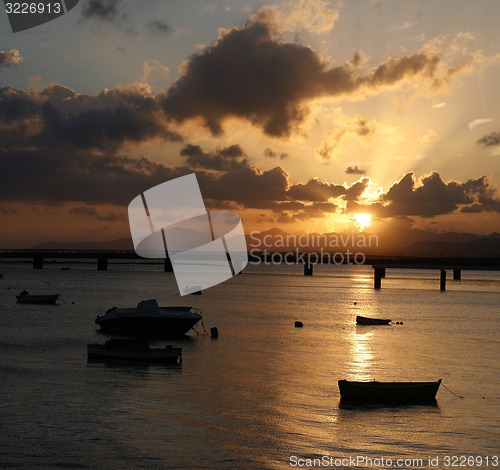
[
  {"x1": 210, "y1": 327, "x2": 219, "y2": 338},
  {"x1": 353, "y1": 302, "x2": 357, "y2": 305},
  {"x1": 294, "y1": 321, "x2": 303, "y2": 328}
]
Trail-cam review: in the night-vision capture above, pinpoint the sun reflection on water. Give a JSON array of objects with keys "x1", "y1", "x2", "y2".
[{"x1": 348, "y1": 330, "x2": 375, "y2": 381}]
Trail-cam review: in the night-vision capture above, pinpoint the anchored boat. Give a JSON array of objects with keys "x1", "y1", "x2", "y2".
[
  {"x1": 338, "y1": 379, "x2": 441, "y2": 403},
  {"x1": 95, "y1": 299, "x2": 203, "y2": 337},
  {"x1": 356, "y1": 315, "x2": 391, "y2": 325},
  {"x1": 16, "y1": 291, "x2": 60, "y2": 304}
]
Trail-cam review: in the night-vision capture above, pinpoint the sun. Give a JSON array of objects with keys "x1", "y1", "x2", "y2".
[{"x1": 353, "y1": 212, "x2": 372, "y2": 231}]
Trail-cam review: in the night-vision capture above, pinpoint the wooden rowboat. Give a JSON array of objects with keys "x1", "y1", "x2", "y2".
[
  {"x1": 338, "y1": 379, "x2": 441, "y2": 403},
  {"x1": 356, "y1": 315, "x2": 391, "y2": 325}
]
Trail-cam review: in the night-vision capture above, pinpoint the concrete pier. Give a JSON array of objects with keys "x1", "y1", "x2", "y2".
[
  {"x1": 97, "y1": 256, "x2": 108, "y2": 271},
  {"x1": 371, "y1": 261, "x2": 499, "y2": 291},
  {"x1": 440, "y1": 269, "x2": 446, "y2": 291},
  {"x1": 374, "y1": 267, "x2": 384, "y2": 289},
  {"x1": 304, "y1": 261, "x2": 313, "y2": 276}
]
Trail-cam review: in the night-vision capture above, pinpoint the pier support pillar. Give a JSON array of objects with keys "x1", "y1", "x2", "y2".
[
  {"x1": 33, "y1": 256, "x2": 44, "y2": 269},
  {"x1": 374, "y1": 267, "x2": 384, "y2": 289},
  {"x1": 304, "y1": 261, "x2": 313, "y2": 276},
  {"x1": 453, "y1": 269, "x2": 461, "y2": 281},
  {"x1": 440, "y1": 269, "x2": 446, "y2": 291},
  {"x1": 97, "y1": 256, "x2": 108, "y2": 271},
  {"x1": 164, "y1": 257, "x2": 174, "y2": 272}
]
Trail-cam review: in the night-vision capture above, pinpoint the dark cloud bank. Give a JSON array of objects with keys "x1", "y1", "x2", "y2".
[
  {"x1": 1, "y1": 12, "x2": 498, "y2": 224},
  {"x1": 160, "y1": 12, "x2": 471, "y2": 137}
]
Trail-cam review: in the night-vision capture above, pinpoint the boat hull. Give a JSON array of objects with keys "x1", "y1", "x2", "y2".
[
  {"x1": 16, "y1": 294, "x2": 59, "y2": 304},
  {"x1": 96, "y1": 316, "x2": 200, "y2": 337},
  {"x1": 356, "y1": 315, "x2": 391, "y2": 325},
  {"x1": 338, "y1": 379, "x2": 441, "y2": 404},
  {"x1": 87, "y1": 343, "x2": 182, "y2": 363},
  {"x1": 95, "y1": 303, "x2": 202, "y2": 337}
]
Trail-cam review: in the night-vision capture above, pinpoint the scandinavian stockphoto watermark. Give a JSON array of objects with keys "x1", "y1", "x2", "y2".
[
  {"x1": 128, "y1": 173, "x2": 248, "y2": 296},
  {"x1": 3, "y1": 0, "x2": 79, "y2": 33},
  {"x1": 249, "y1": 230, "x2": 379, "y2": 266}
]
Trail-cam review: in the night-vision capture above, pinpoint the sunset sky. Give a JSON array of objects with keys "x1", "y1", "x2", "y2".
[{"x1": 1, "y1": 0, "x2": 499, "y2": 248}]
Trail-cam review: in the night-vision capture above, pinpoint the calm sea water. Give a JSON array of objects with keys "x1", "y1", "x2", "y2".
[{"x1": 0, "y1": 262, "x2": 499, "y2": 469}]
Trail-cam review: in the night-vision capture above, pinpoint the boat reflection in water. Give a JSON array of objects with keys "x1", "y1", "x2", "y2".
[{"x1": 87, "y1": 339, "x2": 182, "y2": 364}]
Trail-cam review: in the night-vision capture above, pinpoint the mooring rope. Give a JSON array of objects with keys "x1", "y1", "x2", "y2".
[{"x1": 442, "y1": 382, "x2": 464, "y2": 398}]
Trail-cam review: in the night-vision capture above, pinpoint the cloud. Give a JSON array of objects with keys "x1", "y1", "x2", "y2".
[
  {"x1": 380, "y1": 172, "x2": 471, "y2": 217},
  {"x1": 147, "y1": 20, "x2": 170, "y2": 35},
  {"x1": 263, "y1": 148, "x2": 288, "y2": 159},
  {"x1": 95, "y1": 211, "x2": 125, "y2": 222},
  {"x1": 420, "y1": 128, "x2": 440, "y2": 143},
  {"x1": 287, "y1": 179, "x2": 345, "y2": 202},
  {"x1": 81, "y1": 0, "x2": 127, "y2": 24},
  {"x1": 0, "y1": 150, "x2": 184, "y2": 205},
  {"x1": 317, "y1": 114, "x2": 403, "y2": 160},
  {"x1": 432, "y1": 101, "x2": 446, "y2": 109},
  {"x1": 199, "y1": 166, "x2": 290, "y2": 209},
  {"x1": 161, "y1": 14, "x2": 476, "y2": 138},
  {"x1": 367, "y1": 172, "x2": 500, "y2": 217},
  {"x1": 2, "y1": 130, "x2": 499, "y2": 223},
  {"x1": 468, "y1": 118, "x2": 492, "y2": 131},
  {"x1": 0, "y1": 49, "x2": 23, "y2": 69},
  {"x1": 69, "y1": 206, "x2": 98, "y2": 216},
  {"x1": 346, "y1": 166, "x2": 366, "y2": 175},
  {"x1": 477, "y1": 131, "x2": 500, "y2": 147},
  {"x1": 139, "y1": 60, "x2": 170, "y2": 91},
  {"x1": 180, "y1": 143, "x2": 249, "y2": 172},
  {"x1": 343, "y1": 177, "x2": 370, "y2": 202},
  {"x1": 390, "y1": 21, "x2": 415, "y2": 32},
  {"x1": 460, "y1": 176, "x2": 500, "y2": 213},
  {"x1": 258, "y1": 0, "x2": 339, "y2": 34},
  {"x1": 0, "y1": 84, "x2": 181, "y2": 153}
]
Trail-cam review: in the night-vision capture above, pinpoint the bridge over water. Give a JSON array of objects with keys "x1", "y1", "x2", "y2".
[
  {"x1": 1, "y1": 249, "x2": 499, "y2": 291},
  {"x1": 0, "y1": 249, "x2": 172, "y2": 271}
]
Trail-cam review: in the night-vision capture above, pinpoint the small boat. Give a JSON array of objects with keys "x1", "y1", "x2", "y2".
[
  {"x1": 16, "y1": 290, "x2": 59, "y2": 304},
  {"x1": 95, "y1": 299, "x2": 203, "y2": 337},
  {"x1": 356, "y1": 315, "x2": 391, "y2": 325},
  {"x1": 87, "y1": 338, "x2": 182, "y2": 363},
  {"x1": 338, "y1": 379, "x2": 441, "y2": 404}
]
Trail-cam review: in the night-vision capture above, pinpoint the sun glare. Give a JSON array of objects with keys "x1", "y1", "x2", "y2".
[{"x1": 353, "y1": 213, "x2": 372, "y2": 231}]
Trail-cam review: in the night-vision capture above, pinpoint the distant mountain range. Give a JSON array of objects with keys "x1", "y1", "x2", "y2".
[{"x1": 31, "y1": 228, "x2": 500, "y2": 257}]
